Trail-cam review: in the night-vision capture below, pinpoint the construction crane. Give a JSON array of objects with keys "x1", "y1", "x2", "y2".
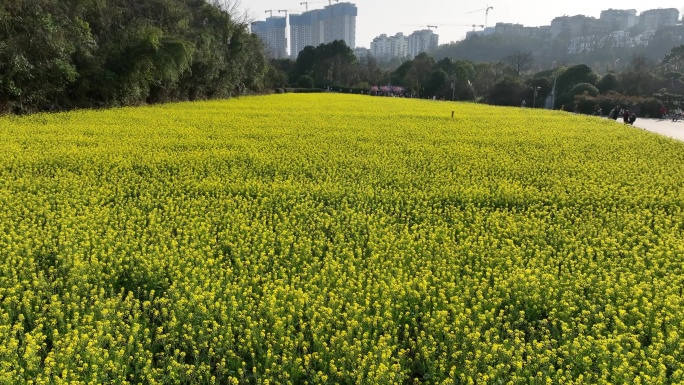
[
  {"x1": 278, "y1": 9, "x2": 300, "y2": 17},
  {"x1": 464, "y1": 4, "x2": 494, "y2": 28},
  {"x1": 265, "y1": 9, "x2": 274, "y2": 18},
  {"x1": 402, "y1": 24, "x2": 438, "y2": 30},
  {"x1": 300, "y1": 0, "x2": 337, "y2": 11},
  {"x1": 435, "y1": 24, "x2": 485, "y2": 31}
]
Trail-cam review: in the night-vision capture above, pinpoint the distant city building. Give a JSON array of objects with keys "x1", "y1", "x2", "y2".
[
  {"x1": 466, "y1": 26, "x2": 495, "y2": 39},
  {"x1": 370, "y1": 33, "x2": 408, "y2": 61},
  {"x1": 407, "y1": 29, "x2": 439, "y2": 58},
  {"x1": 550, "y1": 15, "x2": 609, "y2": 38},
  {"x1": 251, "y1": 17, "x2": 287, "y2": 59},
  {"x1": 494, "y1": 23, "x2": 525, "y2": 36},
  {"x1": 525, "y1": 25, "x2": 551, "y2": 39},
  {"x1": 353, "y1": 47, "x2": 370, "y2": 63},
  {"x1": 640, "y1": 8, "x2": 679, "y2": 31},
  {"x1": 323, "y1": 2, "x2": 358, "y2": 48},
  {"x1": 288, "y1": 2, "x2": 357, "y2": 58},
  {"x1": 289, "y1": 13, "x2": 314, "y2": 59},
  {"x1": 600, "y1": 9, "x2": 638, "y2": 31}
]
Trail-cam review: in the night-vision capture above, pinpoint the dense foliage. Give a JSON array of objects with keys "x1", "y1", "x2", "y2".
[
  {"x1": 282, "y1": 41, "x2": 684, "y2": 114},
  {"x1": 2, "y1": 94, "x2": 684, "y2": 383},
  {"x1": 0, "y1": 0, "x2": 267, "y2": 114}
]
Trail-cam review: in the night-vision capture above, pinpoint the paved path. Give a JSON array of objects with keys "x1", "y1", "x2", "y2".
[{"x1": 626, "y1": 117, "x2": 684, "y2": 142}]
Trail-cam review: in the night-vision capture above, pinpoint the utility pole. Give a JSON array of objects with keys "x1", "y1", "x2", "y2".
[
  {"x1": 549, "y1": 76, "x2": 557, "y2": 109},
  {"x1": 531, "y1": 86, "x2": 541, "y2": 108}
]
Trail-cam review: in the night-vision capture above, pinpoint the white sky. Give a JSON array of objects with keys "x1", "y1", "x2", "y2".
[{"x1": 237, "y1": 1, "x2": 684, "y2": 47}]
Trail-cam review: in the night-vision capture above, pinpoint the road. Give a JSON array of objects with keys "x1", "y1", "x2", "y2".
[{"x1": 621, "y1": 117, "x2": 684, "y2": 142}]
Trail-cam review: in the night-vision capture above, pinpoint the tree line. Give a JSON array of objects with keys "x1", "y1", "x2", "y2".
[
  {"x1": 0, "y1": 0, "x2": 268, "y2": 114},
  {"x1": 269, "y1": 39, "x2": 684, "y2": 116},
  {"x1": 5, "y1": 0, "x2": 684, "y2": 119}
]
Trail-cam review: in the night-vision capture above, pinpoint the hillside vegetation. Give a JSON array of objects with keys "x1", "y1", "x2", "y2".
[
  {"x1": 0, "y1": 0, "x2": 267, "y2": 114},
  {"x1": 1, "y1": 94, "x2": 684, "y2": 383}
]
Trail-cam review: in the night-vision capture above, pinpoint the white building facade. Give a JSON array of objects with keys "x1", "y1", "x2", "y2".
[
  {"x1": 288, "y1": 2, "x2": 358, "y2": 59},
  {"x1": 370, "y1": 33, "x2": 408, "y2": 61},
  {"x1": 251, "y1": 17, "x2": 288, "y2": 59},
  {"x1": 407, "y1": 29, "x2": 439, "y2": 58}
]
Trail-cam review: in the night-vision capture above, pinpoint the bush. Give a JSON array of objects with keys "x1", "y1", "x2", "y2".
[
  {"x1": 285, "y1": 88, "x2": 325, "y2": 93},
  {"x1": 568, "y1": 83, "x2": 600, "y2": 97},
  {"x1": 574, "y1": 92, "x2": 663, "y2": 117},
  {"x1": 486, "y1": 76, "x2": 526, "y2": 107},
  {"x1": 296, "y1": 75, "x2": 315, "y2": 89}
]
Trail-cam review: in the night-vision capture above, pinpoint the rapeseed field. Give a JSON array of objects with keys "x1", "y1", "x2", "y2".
[{"x1": 1, "y1": 94, "x2": 684, "y2": 384}]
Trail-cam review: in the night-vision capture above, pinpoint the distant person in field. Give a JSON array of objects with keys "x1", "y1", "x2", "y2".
[
  {"x1": 613, "y1": 105, "x2": 620, "y2": 120},
  {"x1": 623, "y1": 109, "x2": 630, "y2": 124},
  {"x1": 629, "y1": 112, "x2": 637, "y2": 125},
  {"x1": 521, "y1": 100, "x2": 526, "y2": 108}
]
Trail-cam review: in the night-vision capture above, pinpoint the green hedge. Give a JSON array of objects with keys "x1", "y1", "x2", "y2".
[{"x1": 574, "y1": 92, "x2": 661, "y2": 117}]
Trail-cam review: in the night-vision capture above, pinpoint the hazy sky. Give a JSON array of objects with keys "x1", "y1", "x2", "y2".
[{"x1": 238, "y1": 1, "x2": 683, "y2": 47}]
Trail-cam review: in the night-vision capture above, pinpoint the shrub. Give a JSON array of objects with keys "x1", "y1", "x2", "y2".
[
  {"x1": 574, "y1": 92, "x2": 663, "y2": 117},
  {"x1": 296, "y1": 75, "x2": 315, "y2": 89}
]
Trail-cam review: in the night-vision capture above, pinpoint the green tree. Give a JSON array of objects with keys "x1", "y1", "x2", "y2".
[
  {"x1": 554, "y1": 64, "x2": 599, "y2": 108},
  {"x1": 486, "y1": 76, "x2": 526, "y2": 106},
  {"x1": 393, "y1": 53, "x2": 435, "y2": 95},
  {"x1": 297, "y1": 75, "x2": 314, "y2": 89},
  {"x1": 472, "y1": 61, "x2": 511, "y2": 99},
  {"x1": 619, "y1": 55, "x2": 658, "y2": 96},
  {"x1": 0, "y1": 0, "x2": 91, "y2": 113},
  {"x1": 292, "y1": 40, "x2": 358, "y2": 87},
  {"x1": 596, "y1": 73, "x2": 619, "y2": 94},
  {"x1": 424, "y1": 69, "x2": 448, "y2": 98},
  {"x1": 660, "y1": 45, "x2": 684, "y2": 73},
  {"x1": 0, "y1": 0, "x2": 269, "y2": 113}
]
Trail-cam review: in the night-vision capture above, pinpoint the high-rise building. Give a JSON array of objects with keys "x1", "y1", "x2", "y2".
[
  {"x1": 407, "y1": 29, "x2": 439, "y2": 58},
  {"x1": 288, "y1": 2, "x2": 357, "y2": 58},
  {"x1": 323, "y1": 2, "x2": 357, "y2": 49},
  {"x1": 290, "y1": 13, "x2": 314, "y2": 59},
  {"x1": 550, "y1": 15, "x2": 608, "y2": 38},
  {"x1": 370, "y1": 33, "x2": 408, "y2": 61},
  {"x1": 600, "y1": 9, "x2": 638, "y2": 31},
  {"x1": 640, "y1": 8, "x2": 679, "y2": 31},
  {"x1": 251, "y1": 17, "x2": 287, "y2": 59}
]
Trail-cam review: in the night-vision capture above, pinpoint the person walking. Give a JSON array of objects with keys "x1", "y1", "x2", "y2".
[
  {"x1": 623, "y1": 109, "x2": 630, "y2": 124},
  {"x1": 660, "y1": 105, "x2": 668, "y2": 120}
]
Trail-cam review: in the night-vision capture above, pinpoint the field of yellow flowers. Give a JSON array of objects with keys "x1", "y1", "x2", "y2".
[{"x1": 1, "y1": 94, "x2": 684, "y2": 384}]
